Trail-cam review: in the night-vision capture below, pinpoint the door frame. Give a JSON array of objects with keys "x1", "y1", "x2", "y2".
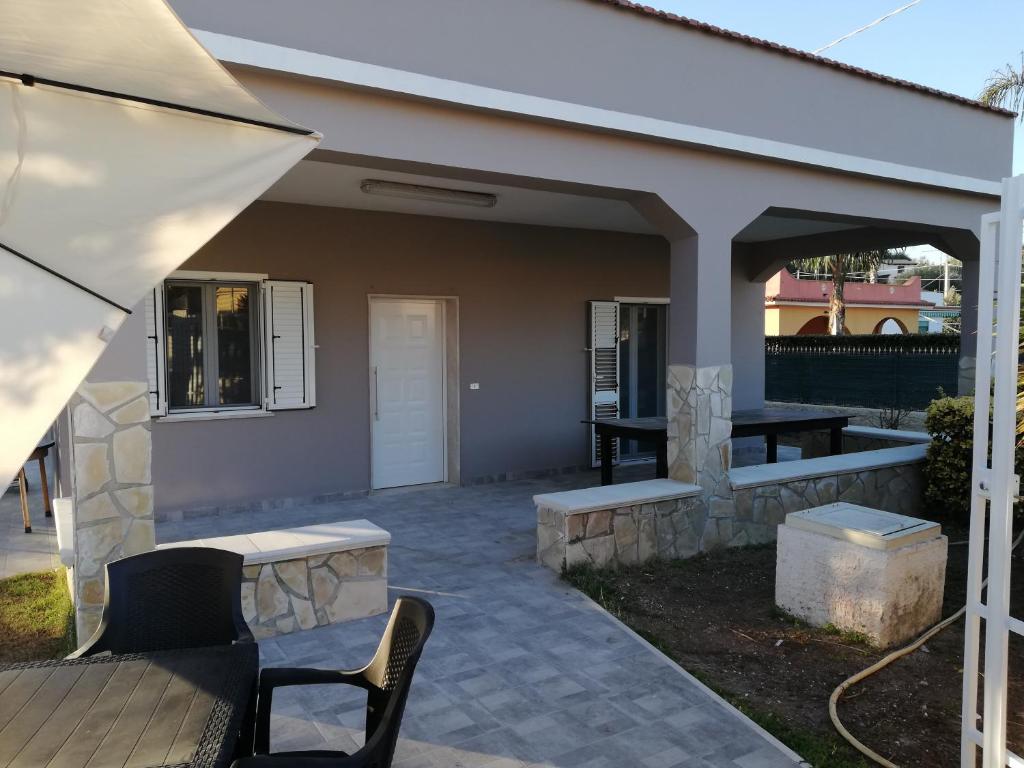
[
  {"x1": 367, "y1": 295, "x2": 460, "y2": 489},
  {"x1": 614, "y1": 297, "x2": 669, "y2": 464}
]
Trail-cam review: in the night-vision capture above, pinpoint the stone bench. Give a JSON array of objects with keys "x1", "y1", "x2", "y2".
[
  {"x1": 802, "y1": 425, "x2": 930, "y2": 459},
  {"x1": 158, "y1": 519, "x2": 390, "y2": 638},
  {"x1": 728, "y1": 444, "x2": 928, "y2": 534},
  {"x1": 535, "y1": 479, "x2": 702, "y2": 572}
]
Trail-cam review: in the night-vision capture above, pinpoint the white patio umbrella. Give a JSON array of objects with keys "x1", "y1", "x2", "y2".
[{"x1": 0, "y1": 0, "x2": 319, "y2": 483}]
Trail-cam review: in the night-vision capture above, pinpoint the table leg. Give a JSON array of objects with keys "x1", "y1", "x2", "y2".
[
  {"x1": 767, "y1": 434, "x2": 778, "y2": 464},
  {"x1": 18, "y1": 469, "x2": 31, "y2": 533},
  {"x1": 38, "y1": 456, "x2": 52, "y2": 517},
  {"x1": 656, "y1": 439, "x2": 668, "y2": 479},
  {"x1": 830, "y1": 427, "x2": 843, "y2": 456},
  {"x1": 600, "y1": 433, "x2": 614, "y2": 486}
]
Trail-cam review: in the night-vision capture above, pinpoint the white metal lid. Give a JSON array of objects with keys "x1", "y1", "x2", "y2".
[{"x1": 785, "y1": 503, "x2": 941, "y2": 550}]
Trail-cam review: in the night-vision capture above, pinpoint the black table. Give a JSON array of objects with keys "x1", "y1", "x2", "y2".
[
  {"x1": 0, "y1": 643, "x2": 258, "y2": 768},
  {"x1": 584, "y1": 408, "x2": 851, "y2": 485},
  {"x1": 731, "y1": 408, "x2": 850, "y2": 464},
  {"x1": 582, "y1": 417, "x2": 667, "y2": 486}
]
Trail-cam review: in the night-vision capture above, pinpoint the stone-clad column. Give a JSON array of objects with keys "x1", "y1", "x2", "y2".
[
  {"x1": 666, "y1": 231, "x2": 737, "y2": 552},
  {"x1": 667, "y1": 364, "x2": 734, "y2": 550},
  {"x1": 69, "y1": 381, "x2": 155, "y2": 639}
]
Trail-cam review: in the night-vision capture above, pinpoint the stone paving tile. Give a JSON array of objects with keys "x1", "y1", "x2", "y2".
[{"x1": 157, "y1": 469, "x2": 802, "y2": 768}]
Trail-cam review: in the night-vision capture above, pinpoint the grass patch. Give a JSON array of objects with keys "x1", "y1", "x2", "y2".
[
  {"x1": 688, "y1": 666, "x2": 869, "y2": 767},
  {"x1": 564, "y1": 563, "x2": 624, "y2": 613},
  {"x1": 728, "y1": 699, "x2": 871, "y2": 768},
  {"x1": 821, "y1": 623, "x2": 875, "y2": 649},
  {"x1": 0, "y1": 570, "x2": 76, "y2": 663}
]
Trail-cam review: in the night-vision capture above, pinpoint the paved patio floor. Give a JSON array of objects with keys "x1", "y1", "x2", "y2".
[
  {"x1": 0, "y1": 460, "x2": 59, "y2": 579},
  {"x1": 159, "y1": 470, "x2": 803, "y2": 768}
]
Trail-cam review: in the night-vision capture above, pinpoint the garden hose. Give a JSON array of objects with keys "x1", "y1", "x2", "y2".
[{"x1": 828, "y1": 529, "x2": 1024, "y2": 768}]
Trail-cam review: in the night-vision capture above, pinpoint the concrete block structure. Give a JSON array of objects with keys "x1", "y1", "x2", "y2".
[{"x1": 775, "y1": 503, "x2": 947, "y2": 647}]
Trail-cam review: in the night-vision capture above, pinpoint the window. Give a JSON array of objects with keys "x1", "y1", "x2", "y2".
[
  {"x1": 165, "y1": 281, "x2": 259, "y2": 410},
  {"x1": 145, "y1": 273, "x2": 316, "y2": 418}
]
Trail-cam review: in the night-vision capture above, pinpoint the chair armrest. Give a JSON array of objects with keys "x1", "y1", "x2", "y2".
[
  {"x1": 253, "y1": 667, "x2": 369, "y2": 754},
  {"x1": 260, "y1": 667, "x2": 367, "y2": 689}
]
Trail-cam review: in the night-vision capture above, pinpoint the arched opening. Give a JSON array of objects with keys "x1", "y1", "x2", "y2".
[
  {"x1": 796, "y1": 316, "x2": 849, "y2": 335},
  {"x1": 872, "y1": 317, "x2": 908, "y2": 335}
]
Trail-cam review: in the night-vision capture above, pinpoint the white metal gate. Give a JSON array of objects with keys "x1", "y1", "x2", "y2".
[{"x1": 962, "y1": 173, "x2": 1024, "y2": 768}]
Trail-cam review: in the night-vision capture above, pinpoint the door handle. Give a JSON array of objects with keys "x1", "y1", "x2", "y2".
[{"x1": 373, "y1": 367, "x2": 380, "y2": 421}]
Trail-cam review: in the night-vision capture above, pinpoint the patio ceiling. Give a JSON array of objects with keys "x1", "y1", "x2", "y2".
[
  {"x1": 259, "y1": 160, "x2": 971, "y2": 269},
  {"x1": 261, "y1": 160, "x2": 657, "y2": 234}
]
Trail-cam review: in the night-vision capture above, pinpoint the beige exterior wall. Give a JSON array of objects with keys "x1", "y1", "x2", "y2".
[{"x1": 766, "y1": 304, "x2": 922, "y2": 335}]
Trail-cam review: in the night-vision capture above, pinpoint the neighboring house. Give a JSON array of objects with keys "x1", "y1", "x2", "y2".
[
  {"x1": 60, "y1": 0, "x2": 1012, "y2": 517},
  {"x1": 874, "y1": 253, "x2": 918, "y2": 283},
  {"x1": 920, "y1": 289, "x2": 961, "y2": 333},
  {"x1": 764, "y1": 269, "x2": 934, "y2": 335}
]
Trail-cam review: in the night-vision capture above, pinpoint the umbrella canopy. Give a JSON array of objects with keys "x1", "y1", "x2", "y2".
[{"x1": 0, "y1": 0, "x2": 319, "y2": 483}]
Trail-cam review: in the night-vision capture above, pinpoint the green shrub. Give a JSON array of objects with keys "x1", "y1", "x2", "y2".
[
  {"x1": 925, "y1": 395, "x2": 1024, "y2": 521},
  {"x1": 924, "y1": 396, "x2": 974, "y2": 519}
]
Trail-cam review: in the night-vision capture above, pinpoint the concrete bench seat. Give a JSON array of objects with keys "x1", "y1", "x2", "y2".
[
  {"x1": 801, "y1": 424, "x2": 931, "y2": 459},
  {"x1": 159, "y1": 519, "x2": 390, "y2": 638},
  {"x1": 535, "y1": 479, "x2": 702, "y2": 571},
  {"x1": 729, "y1": 444, "x2": 927, "y2": 490}
]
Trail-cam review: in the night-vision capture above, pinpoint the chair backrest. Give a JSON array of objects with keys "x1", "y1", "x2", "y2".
[
  {"x1": 85, "y1": 547, "x2": 252, "y2": 655},
  {"x1": 361, "y1": 597, "x2": 435, "y2": 766}
]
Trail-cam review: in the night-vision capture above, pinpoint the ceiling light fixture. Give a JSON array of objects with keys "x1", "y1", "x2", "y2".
[{"x1": 360, "y1": 179, "x2": 497, "y2": 208}]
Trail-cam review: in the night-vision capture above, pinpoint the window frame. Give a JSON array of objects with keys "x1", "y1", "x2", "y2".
[{"x1": 163, "y1": 270, "x2": 268, "y2": 415}]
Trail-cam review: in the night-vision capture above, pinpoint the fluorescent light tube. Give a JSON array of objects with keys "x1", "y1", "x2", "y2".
[{"x1": 360, "y1": 179, "x2": 497, "y2": 208}]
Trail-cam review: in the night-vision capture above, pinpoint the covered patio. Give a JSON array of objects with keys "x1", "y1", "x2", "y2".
[{"x1": 157, "y1": 469, "x2": 801, "y2": 768}]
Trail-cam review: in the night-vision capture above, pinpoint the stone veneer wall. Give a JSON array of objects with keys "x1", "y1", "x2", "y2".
[
  {"x1": 241, "y1": 545, "x2": 387, "y2": 638},
  {"x1": 731, "y1": 461, "x2": 925, "y2": 546},
  {"x1": 537, "y1": 495, "x2": 701, "y2": 572},
  {"x1": 666, "y1": 364, "x2": 739, "y2": 550},
  {"x1": 69, "y1": 382, "x2": 155, "y2": 639}
]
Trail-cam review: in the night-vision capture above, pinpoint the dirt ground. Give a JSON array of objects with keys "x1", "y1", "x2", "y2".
[{"x1": 567, "y1": 533, "x2": 1024, "y2": 767}]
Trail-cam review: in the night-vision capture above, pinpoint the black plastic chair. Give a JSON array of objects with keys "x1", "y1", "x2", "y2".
[
  {"x1": 68, "y1": 546, "x2": 253, "y2": 657},
  {"x1": 232, "y1": 596, "x2": 435, "y2": 768}
]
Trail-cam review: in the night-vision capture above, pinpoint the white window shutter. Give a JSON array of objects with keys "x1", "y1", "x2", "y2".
[
  {"x1": 588, "y1": 300, "x2": 620, "y2": 467},
  {"x1": 144, "y1": 286, "x2": 167, "y2": 416},
  {"x1": 263, "y1": 281, "x2": 316, "y2": 410}
]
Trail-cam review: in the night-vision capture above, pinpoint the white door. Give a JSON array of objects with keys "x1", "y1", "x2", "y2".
[{"x1": 370, "y1": 299, "x2": 445, "y2": 489}]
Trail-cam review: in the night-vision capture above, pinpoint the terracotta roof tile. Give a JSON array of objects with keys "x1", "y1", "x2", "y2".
[{"x1": 591, "y1": 0, "x2": 1016, "y2": 118}]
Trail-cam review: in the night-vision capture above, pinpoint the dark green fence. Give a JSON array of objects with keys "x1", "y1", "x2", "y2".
[{"x1": 765, "y1": 334, "x2": 960, "y2": 410}]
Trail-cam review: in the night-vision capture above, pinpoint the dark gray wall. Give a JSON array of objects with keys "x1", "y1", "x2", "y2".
[
  {"x1": 101, "y1": 203, "x2": 670, "y2": 513},
  {"x1": 170, "y1": 0, "x2": 1013, "y2": 180}
]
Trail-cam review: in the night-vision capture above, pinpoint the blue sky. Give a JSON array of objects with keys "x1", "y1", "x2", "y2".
[{"x1": 646, "y1": 0, "x2": 1024, "y2": 175}]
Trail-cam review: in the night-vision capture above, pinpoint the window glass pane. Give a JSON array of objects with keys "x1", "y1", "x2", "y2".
[
  {"x1": 216, "y1": 285, "x2": 255, "y2": 405},
  {"x1": 165, "y1": 285, "x2": 205, "y2": 408}
]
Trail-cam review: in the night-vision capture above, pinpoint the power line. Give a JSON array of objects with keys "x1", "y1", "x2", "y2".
[{"x1": 813, "y1": 0, "x2": 924, "y2": 54}]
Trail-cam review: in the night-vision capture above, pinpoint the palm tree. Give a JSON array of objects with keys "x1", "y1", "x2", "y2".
[
  {"x1": 793, "y1": 249, "x2": 899, "y2": 335},
  {"x1": 979, "y1": 54, "x2": 1024, "y2": 116},
  {"x1": 979, "y1": 59, "x2": 1024, "y2": 441}
]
